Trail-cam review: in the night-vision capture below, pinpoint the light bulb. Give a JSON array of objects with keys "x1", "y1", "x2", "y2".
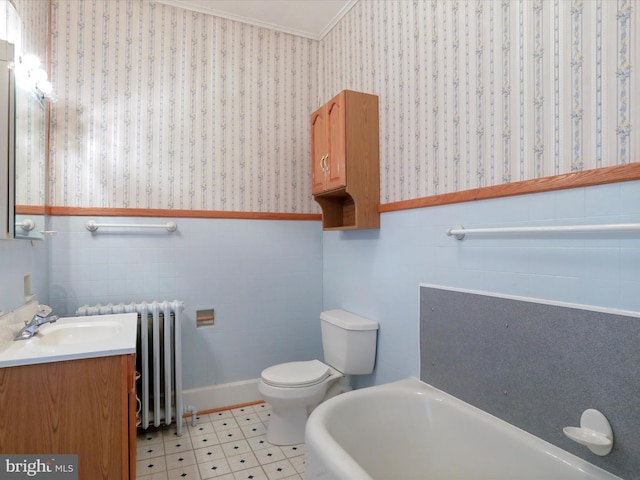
[
  {"x1": 21, "y1": 53, "x2": 40, "y2": 70},
  {"x1": 36, "y1": 80, "x2": 52, "y2": 95},
  {"x1": 31, "y1": 68, "x2": 47, "y2": 83}
]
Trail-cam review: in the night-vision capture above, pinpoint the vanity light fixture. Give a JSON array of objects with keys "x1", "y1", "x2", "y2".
[{"x1": 13, "y1": 52, "x2": 55, "y2": 101}]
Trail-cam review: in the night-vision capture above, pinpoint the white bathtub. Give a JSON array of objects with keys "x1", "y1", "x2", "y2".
[{"x1": 305, "y1": 378, "x2": 622, "y2": 480}]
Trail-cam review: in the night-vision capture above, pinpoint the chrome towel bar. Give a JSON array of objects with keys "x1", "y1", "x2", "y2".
[
  {"x1": 86, "y1": 220, "x2": 178, "y2": 232},
  {"x1": 446, "y1": 223, "x2": 640, "y2": 240}
]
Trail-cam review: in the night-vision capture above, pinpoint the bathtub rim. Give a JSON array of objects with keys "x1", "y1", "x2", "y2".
[{"x1": 304, "y1": 376, "x2": 622, "y2": 480}]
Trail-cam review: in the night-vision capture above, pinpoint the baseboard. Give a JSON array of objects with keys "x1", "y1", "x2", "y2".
[{"x1": 183, "y1": 378, "x2": 262, "y2": 413}]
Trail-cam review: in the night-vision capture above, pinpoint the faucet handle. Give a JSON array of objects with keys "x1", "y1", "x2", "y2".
[{"x1": 37, "y1": 304, "x2": 53, "y2": 317}]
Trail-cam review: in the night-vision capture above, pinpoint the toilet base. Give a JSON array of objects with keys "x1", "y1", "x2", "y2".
[
  {"x1": 261, "y1": 375, "x2": 353, "y2": 446},
  {"x1": 266, "y1": 405, "x2": 308, "y2": 445}
]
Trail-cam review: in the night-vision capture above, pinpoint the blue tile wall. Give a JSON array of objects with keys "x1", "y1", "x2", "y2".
[
  {"x1": 0, "y1": 240, "x2": 48, "y2": 315},
  {"x1": 47, "y1": 216, "x2": 324, "y2": 389},
  {"x1": 2, "y1": 180, "x2": 639, "y2": 399},
  {"x1": 323, "y1": 181, "x2": 640, "y2": 388}
]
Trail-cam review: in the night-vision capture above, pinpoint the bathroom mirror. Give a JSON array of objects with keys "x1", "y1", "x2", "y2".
[
  {"x1": 0, "y1": 0, "x2": 50, "y2": 241},
  {"x1": 13, "y1": 79, "x2": 46, "y2": 240}
]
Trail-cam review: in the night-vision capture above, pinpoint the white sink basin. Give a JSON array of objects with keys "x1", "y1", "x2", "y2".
[
  {"x1": 0, "y1": 313, "x2": 137, "y2": 367},
  {"x1": 33, "y1": 320, "x2": 122, "y2": 346}
]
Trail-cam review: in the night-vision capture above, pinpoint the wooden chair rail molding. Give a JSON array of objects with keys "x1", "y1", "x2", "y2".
[
  {"x1": 380, "y1": 163, "x2": 640, "y2": 213},
  {"x1": 15, "y1": 205, "x2": 47, "y2": 214},
  {"x1": 43, "y1": 163, "x2": 639, "y2": 219},
  {"x1": 47, "y1": 207, "x2": 322, "y2": 221}
]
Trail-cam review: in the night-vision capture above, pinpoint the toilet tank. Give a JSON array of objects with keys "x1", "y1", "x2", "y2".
[{"x1": 320, "y1": 309, "x2": 379, "y2": 375}]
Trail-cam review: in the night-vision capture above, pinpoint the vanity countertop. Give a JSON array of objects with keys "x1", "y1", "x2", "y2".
[{"x1": 0, "y1": 312, "x2": 137, "y2": 368}]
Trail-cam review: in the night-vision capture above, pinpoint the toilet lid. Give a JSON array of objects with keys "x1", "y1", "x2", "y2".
[{"x1": 261, "y1": 360, "x2": 331, "y2": 388}]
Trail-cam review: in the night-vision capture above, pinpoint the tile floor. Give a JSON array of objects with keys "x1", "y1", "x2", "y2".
[{"x1": 136, "y1": 403, "x2": 305, "y2": 480}]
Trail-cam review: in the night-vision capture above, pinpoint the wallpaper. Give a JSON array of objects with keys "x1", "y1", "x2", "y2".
[
  {"x1": 324, "y1": 0, "x2": 638, "y2": 204},
  {"x1": 12, "y1": 0, "x2": 49, "y2": 68},
  {"x1": 0, "y1": 0, "x2": 48, "y2": 56},
  {"x1": 48, "y1": 0, "x2": 638, "y2": 212},
  {"x1": 49, "y1": 0, "x2": 320, "y2": 213}
]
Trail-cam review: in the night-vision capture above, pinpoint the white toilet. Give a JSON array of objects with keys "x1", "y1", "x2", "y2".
[{"x1": 258, "y1": 309, "x2": 379, "y2": 445}]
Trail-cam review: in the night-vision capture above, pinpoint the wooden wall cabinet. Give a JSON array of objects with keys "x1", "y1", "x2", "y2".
[
  {"x1": 311, "y1": 90, "x2": 380, "y2": 230},
  {"x1": 0, "y1": 354, "x2": 137, "y2": 479}
]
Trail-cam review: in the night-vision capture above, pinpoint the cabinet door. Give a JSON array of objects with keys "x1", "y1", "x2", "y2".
[
  {"x1": 325, "y1": 93, "x2": 347, "y2": 191},
  {"x1": 0, "y1": 355, "x2": 130, "y2": 479},
  {"x1": 310, "y1": 107, "x2": 328, "y2": 195}
]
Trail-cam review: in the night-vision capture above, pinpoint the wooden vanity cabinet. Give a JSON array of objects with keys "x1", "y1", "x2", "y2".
[
  {"x1": 311, "y1": 90, "x2": 380, "y2": 230},
  {"x1": 0, "y1": 354, "x2": 137, "y2": 479}
]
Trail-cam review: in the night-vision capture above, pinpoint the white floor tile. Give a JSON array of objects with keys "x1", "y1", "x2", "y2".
[
  {"x1": 217, "y1": 427, "x2": 246, "y2": 444},
  {"x1": 208, "y1": 474, "x2": 235, "y2": 480},
  {"x1": 252, "y1": 404, "x2": 271, "y2": 413},
  {"x1": 164, "y1": 436, "x2": 195, "y2": 455},
  {"x1": 240, "y1": 422, "x2": 267, "y2": 438},
  {"x1": 167, "y1": 463, "x2": 202, "y2": 480},
  {"x1": 261, "y1": 460, "x2": 297, "y2": 480},
  {"x1": 191, "y1": 432, "x2": 221, "y2": 449},
  {"x1": 137, "y1": 456, "x2": 167, "y2": 476},
  {"x1": 194, "y1": 445, "x2": 226, "y2": 464},
  {"x1": 161, "y1": 426, "x2": 183, "y2": 440},
  {"x1": 137, "y1": 442, "x2": 166, "y2": 460},
  {"x1": 212, "y1": 418, "x2": 240, "y2": 431},
  {"x1": 288, "y1": 455, "x2": 305, "y2": 475},
  {"x1": 230, "y1": 406, "x2": 255, "y2": 418},
  {"x1": 138, "y1": 429, "x2": 165, "y2": 447},
  {"x1": 246, "y1": 435, "x2": 270, "y2": 452},
  {"x1": 253, "y1": 447, "x2": 286, "y2": 465},
  {"x1": 208, "y1": 410, "x2": 234, "y2": 421},
  {"x1": 188, "y1": 421, "x2": 217, "y2": 436},
  {"x1": 165, "y1": 450, "x2": 197, "y2": 470},
  {"x1": 256, "y1": 411, "x2": 272, "y2": 423},
  {"x1": 280, "y1": 444, "x2": 304, "y2": 459},
  {"x1": 253, "y1": 404, "x2": 272, "y2": 424},
  {"x1": 136, "y1": 472, "x2": 169, "y2": 480},
  {"x1": 232, "y1": 466, "x2": 269, "y2": 480},
  {"x1": 221, "y1": 439, "x2": 253, "y2": 457},
  {"x1": 226, "y1": 451, "x2": 260, "y2": 472},
  {"x1": 197, "y1": 457, "x2": 232, "y2": 479},
  {"x1": 235, "y1": 413, "x2": 263, "y2": 426},
  {"x1": 136, "y1": 403, "x2": 305, "y2": 480}
]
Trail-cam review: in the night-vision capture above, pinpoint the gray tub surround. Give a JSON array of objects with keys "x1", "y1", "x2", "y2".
[{"x1": 420, "y1": 285, "x2": 640, "y2": 480}]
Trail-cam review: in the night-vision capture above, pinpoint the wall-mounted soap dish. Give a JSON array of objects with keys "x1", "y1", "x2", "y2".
[{"x1": 563, "y1": 408, "x2": 613, "y2": 456}]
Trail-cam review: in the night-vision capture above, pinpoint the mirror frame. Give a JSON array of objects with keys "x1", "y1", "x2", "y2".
[{"x1": 0, "y1": 39, "x2": 15, "y2": 240}]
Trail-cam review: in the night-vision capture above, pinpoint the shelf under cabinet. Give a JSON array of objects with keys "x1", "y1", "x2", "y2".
[{"x1": 314, "y1": 189, "x2": 379, "y2": 230}]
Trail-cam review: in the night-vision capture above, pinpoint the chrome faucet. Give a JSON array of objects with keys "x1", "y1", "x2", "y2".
[{"x1": 14, "y1": 305, "x2": 59, "y2": 340}]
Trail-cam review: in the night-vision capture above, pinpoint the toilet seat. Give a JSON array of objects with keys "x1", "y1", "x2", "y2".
[{"x1": 261, "y1": 360, "x2": 331, "y2": 388}]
